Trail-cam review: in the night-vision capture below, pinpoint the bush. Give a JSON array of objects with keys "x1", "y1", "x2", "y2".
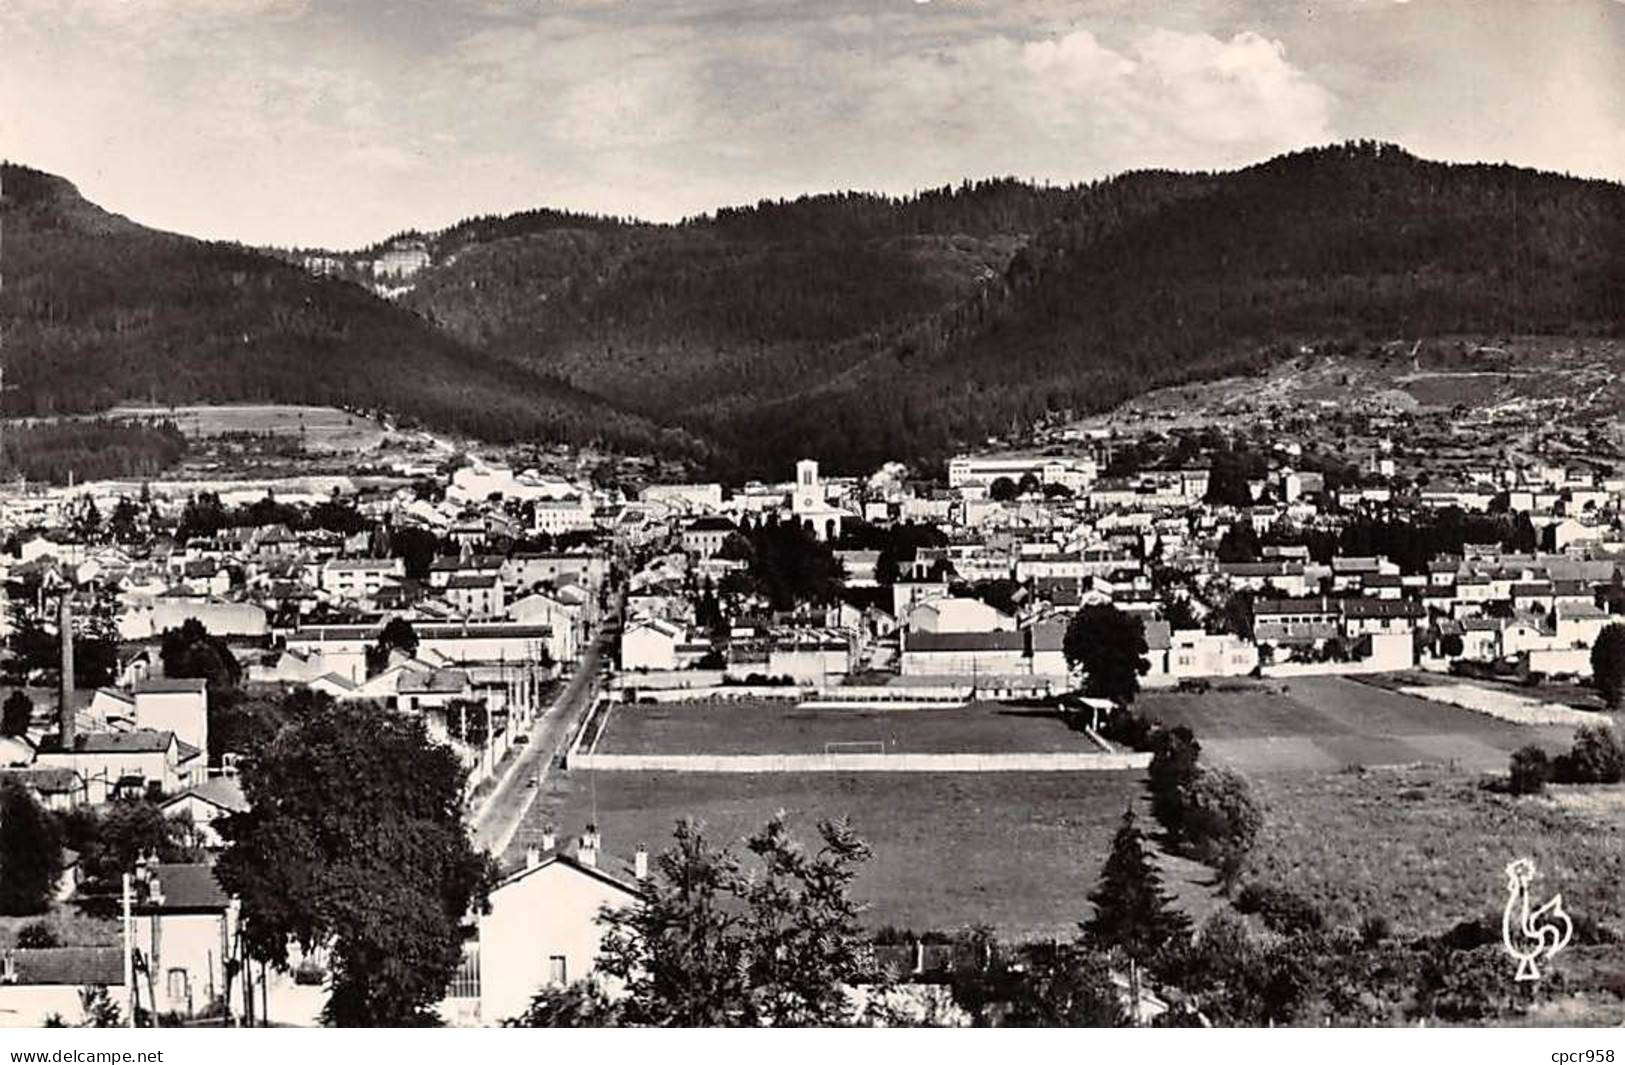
[
  {"x1": 1507, "y1": 744, "x2": 1552, "y2": 795},
  {"x1": 1147, "y1": 726, "x2": 1202, "y2": 832},
  {"x1": 1359, "y1": 914, "x2": 1392, "y2": 947},
  {"x1": 1234, "y1": 881, "x2": 1326, "y2": 936},
  {"x1": 15, "y1": 921, "x2": 59, "y2": 948},
  {"x1": 1178, "y1": 766, "x2": 1264, "y2": 882},
  {"x1": 1552, "y1": 724, "x2": 1625, "y2": 784}
]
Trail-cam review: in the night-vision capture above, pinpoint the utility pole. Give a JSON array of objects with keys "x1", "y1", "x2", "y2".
[{"x1": 121, "y1": 874, "x2": 136, "y2": 1028}]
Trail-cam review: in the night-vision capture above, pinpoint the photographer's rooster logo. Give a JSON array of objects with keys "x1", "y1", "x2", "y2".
[{"x1": 1501, "y1": 858, "x2": 1573, "y2": 982}]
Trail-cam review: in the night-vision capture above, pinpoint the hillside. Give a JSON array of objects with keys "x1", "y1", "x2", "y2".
[
  {"x1": 0, "y1": 164, "x2": 693, "y2": 459},
  {"x1": 8, "y1": 145, "x2": 1624, "y2": 481},
  {"x1": 693, "y1": 143, "x2": 1625, "y2": 478},
  {"x1": 384, "y1": 180, "x2": 1082, "y2": 419}
]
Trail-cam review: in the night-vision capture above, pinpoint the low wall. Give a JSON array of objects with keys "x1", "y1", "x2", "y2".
[
  {"x1": 625, "y1": 685, "x2": 809, "y2": 703},
  {"x1": 570, "y1": 751, "x2": 1149, "y2": 773},
  {"x1": 797, "y1": 700, "x2": 970, "y2": 710},
  {"x1": 1261, "y1": 659, "x2": 1400, "y2": 678}
]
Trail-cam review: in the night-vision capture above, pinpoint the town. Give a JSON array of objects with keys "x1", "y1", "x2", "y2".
[{"x1": 0, "y1": 395, "x2": 1621, "y2": 1027}]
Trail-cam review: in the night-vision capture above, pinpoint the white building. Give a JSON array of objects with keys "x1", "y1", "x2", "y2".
[{"x1": 446, "y1": 835, "x2": 642, "y2": 1026}]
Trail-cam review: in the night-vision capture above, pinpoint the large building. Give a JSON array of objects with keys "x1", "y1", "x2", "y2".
[{"x1": 948, "y1": 453, "x2": 1099, "y2": 493}]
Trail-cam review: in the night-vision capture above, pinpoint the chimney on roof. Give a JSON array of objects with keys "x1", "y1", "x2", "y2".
[
  {"x1": 634, "y1": 845, "x2": 648, "y2": 881},
  {"x1": 578, "y1": 824, "x2": 600, "y2": 868},
  {"x1": 524, "y1": 845, "x2": 540, "y2": 871},
  {"x1": 540, "y1": 825, "x2": 556, "y2": 852},
  {"x1": 57, "y1": 594, "x2": 74, "y2": 749}
]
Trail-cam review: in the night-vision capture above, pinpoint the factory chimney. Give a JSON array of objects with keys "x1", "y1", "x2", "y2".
[{"x1": 57, "y1": 594, "x2": 74, "y2": 748}]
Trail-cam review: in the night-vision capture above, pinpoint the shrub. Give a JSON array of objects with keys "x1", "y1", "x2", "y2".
[
  {"x1": 1359, "y1": 914, "x2": 1392, "y2": 947},
  {"x1": 1507, "y1": 744, "x2": 1551, "y2": 795},
  {"x1": 1148, "y1": 726, "x2": 1202, "y2": 832},
  {"x1": 1233, "y1": 881, "x2": 1326, "y2": 936},
  {"x1": 1178, "y1": 766, "x2": 1264, "y2": 884},
  {"x1": 1552, "y1": 724, "x2": 1625, "y2": 784},
  {"x1": 15, "y1": 921, "x2": 59, "y2": 949}
]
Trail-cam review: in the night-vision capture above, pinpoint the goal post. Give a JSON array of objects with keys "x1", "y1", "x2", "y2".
[{"x1": 824, "y1": 740, "x2": 886, "y2": 756}]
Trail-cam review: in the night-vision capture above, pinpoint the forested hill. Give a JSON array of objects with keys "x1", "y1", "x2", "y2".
[
  {"x1": 395, "y1": 179, "x2": 1085, "y2": 419},
  {"x1": 8, "y1": 145, "x2": 1623, "y2": 479},
  {"x1": 691, "y1": 143, "x2": 1625, "y2": 479},
  {"x1": 0, "y1": 163, "x2": 695, "y2": 458}
]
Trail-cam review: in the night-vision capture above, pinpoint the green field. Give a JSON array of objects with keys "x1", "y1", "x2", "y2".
[
  {"x1": 596, "y1": 699, "x2": 1099, "y2": 756},
  {"x1": 1137, "y1": 676, "x2": 1574, "y2": 773},
  {"x1": 1248, "y1": 767, "x2": 1625, "y2": 937},
  {"x1": 509, "y1": 768, "x2": 1221, "y2": 942},
  {"x1": 104, "y1": 403, "x2": 388, "y2": 452}
]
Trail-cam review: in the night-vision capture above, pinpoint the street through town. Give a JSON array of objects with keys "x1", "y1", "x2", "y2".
[{"x1": 468, "y1": 595, "x2": 619, "y2": 862}]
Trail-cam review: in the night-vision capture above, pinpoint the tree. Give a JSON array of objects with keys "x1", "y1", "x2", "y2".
[
  {"x1": 0, "y1": 779, "x2": 64, "y2": 915},
  {"x1": 1147, "y1": 726, "x2": 1202, "y2": 834},
  {"x1": 61, "y1": 799, "x2": 204, "y2": 917},
  {"x1": 1, "y1": 690, "x2": 33, "y2": 737},
  {"x1": 1063, "y1": 604, "x2": 1150, "y2": 705},
  {"x1": 987, "y1": 477, "x2": 1019, "y2": 502},
  {"x1": 1590, "y1": 623, "x2": 1625, "y2": 710},
  {"x1": 159, "y1": 619, "x2": 240, "y2": 691},
  {"x1": 366, "y1": 617, "x2": 420, "y2": 676},
  {"x1": 1177, "y1": 766, "x2": 1264, "y2": 889},
  {"x1": 215, "y1": 694, "x2": 496, "y2": 1026},
  {"x1": 1083, "y1": 808, "x2": 1191, "y2": 963},
  {"x1": 596, "y1": 815, "x2": 875, "y2": 1027},
  {"x1": 1507, "y1": 744, "x2": 1551, "y2": 795},
  {"x1": 505, "y1": 980, "x2": 621, "y2": 1027},
  {"x1": 1003, "y1": 942, "x2": 1124, "y2": 1027},
  {"x1": 1553, "y1": 723, "x2": 1625, "y2": 785},
  {"x1": 1216, "y1": 522, "x2": 1261, "y2": 563}
]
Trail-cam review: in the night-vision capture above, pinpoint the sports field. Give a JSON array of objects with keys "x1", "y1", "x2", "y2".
[
  {"x1": 508, "y1": 767, "x2": 1220, "y2": 941},
  {"x1": 595, "y1": 699, "x2": 1099, "y2": 756},
  {"x1": 1137, "y1": 675, "x2": 1575, "y2": 774}
]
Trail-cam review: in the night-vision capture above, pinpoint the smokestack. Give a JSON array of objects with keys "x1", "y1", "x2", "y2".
[{"x1": 57, "y1": 594, "x2": 74, "y2": 748}]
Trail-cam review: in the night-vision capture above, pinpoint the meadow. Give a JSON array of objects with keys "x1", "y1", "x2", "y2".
[
  {"x1": 507, "y1": 768, "x2": 1222, "y2": 942},
  {"x1": 1136, "y1": 675, "x2": 1573, "y2": 774},
  {"x1": 1247, "y1": 767, "x2": 1625, "y2": 937},
  {"x1": 104, "y1": 403, "x2": 388, "y2": 452}
]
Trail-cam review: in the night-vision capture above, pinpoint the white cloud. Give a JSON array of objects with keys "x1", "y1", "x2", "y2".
[{"x1": 0, "y1": 0, "x2": 1616, "y2": 245}]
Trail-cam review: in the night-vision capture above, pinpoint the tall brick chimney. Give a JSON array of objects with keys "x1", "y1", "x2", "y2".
[{"x1": 57, "y1": 593, "x2": 74, "y2": 748}]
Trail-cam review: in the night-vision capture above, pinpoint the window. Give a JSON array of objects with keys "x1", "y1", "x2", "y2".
[
  {"x1": 166, "y1": 968, "x2": 189, "y2": 1004},
  {"x1": 548, "y1": 955, "x2": 568, "y2": 987}
]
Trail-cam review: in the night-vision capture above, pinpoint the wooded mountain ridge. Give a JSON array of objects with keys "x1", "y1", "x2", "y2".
[{"x1": 6, "y1": 143, "x2": 1624, "y2": 479}]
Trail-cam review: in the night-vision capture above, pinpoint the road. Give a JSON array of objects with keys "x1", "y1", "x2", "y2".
[{"x1": 468, "y1": 596, "x2": 619, "y2": 862}]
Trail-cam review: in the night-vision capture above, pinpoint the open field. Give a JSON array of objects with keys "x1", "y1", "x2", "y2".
[
  {"x1": 1137, "y1": 676, "x2": 1575, "y2": 774},
  {"x1": 595, "y1": 699, "x2": 1100, "y2": 757},
  {"x1": 1248, "y1": 767, "x2": 1625, "y2": 939},
  {"x1": 104, "y1": 403, "x2": 388, "y2": 451},
  {"x1": 508, "y1": 768, "x2": 1223, "y2": 942}
]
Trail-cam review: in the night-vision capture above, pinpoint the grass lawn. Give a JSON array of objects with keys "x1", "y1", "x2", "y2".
[
  {"x1": 1248, "y1": 767, "x2": 1625, "y2": 937},
  {"x1": 596, "y1": 699, "x2": 1098, "y2": 757},
  {"x1": 1137, "y1": 675, "x2": 1574, "y2": 773},
  {"x1": 509, "y1": 767, "x2": 1223, "y2": 942},
  {"x1": 104, "y1": 403, "x2": 388, "y2": 452},
  {"x1": 0, "y1": 906, "x2": 118, "y2": 949}
]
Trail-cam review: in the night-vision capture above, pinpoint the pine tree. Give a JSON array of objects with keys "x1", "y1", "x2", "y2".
[{"x1": 1084, "y1": 808, "x2": 1191, "y2": 963}]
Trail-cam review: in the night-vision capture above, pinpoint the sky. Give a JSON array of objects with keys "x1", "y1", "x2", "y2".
[{"x1": 1, "y1": 0, "x2": 1622, "y2": 248}]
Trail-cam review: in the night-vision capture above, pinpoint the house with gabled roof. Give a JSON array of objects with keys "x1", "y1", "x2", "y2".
[{"x1": 443, "y1": 828, "x2": 643, "y2": 1027}]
